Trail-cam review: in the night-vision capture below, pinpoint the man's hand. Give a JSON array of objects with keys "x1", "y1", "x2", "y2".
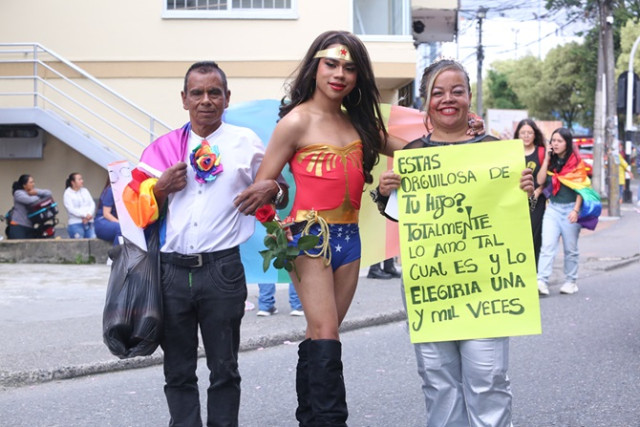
[
  {"x1": 154, "y1": 162, "x2": 188, "y2": 204},
  {"x1": 520, "y1": 168, "x2": 534, "y2": 197},
  {"x1": 234, "y1": 180, "x2": 278, "y2": 215}
]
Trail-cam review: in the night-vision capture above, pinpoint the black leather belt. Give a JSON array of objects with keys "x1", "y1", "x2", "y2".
[{"x1": 160, "y1": 247, "x2": 239, "y2": 268}]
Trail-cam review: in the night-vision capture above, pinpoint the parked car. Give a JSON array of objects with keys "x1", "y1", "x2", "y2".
[{"x1": 575, "y1": 136, "x2": 594, "y2": 177}]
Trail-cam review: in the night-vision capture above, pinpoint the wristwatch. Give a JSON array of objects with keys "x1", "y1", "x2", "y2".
[
  {"x1": 370, "y1": 187, "x2": 389, "y2": 214},
  {"x1": 273, "y1": 181, "x2": 284, "y2": 206}
]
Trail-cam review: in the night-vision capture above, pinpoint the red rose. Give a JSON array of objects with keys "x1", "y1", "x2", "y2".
[{"x1": 255, "y1": 204, "x2": 277, "y2": 223}]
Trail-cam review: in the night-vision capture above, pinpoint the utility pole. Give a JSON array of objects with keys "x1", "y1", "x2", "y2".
[
  {"x1": 476, "y1": 7, "x2": 487, "y2": 117},
  {"x1": 593, "y1": 32, "x2": 605, "y2": 195},
  {"x1": 601, "y1": 0, "x2": 620, "y2": 216}
]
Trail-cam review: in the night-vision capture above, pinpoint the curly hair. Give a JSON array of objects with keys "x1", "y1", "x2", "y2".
[{"x1": 279, "y1": 30, "x2": 387, "y2": 184}]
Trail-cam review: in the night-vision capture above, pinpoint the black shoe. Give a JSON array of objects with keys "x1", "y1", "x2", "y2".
[
  {"x1": 383, "y1": 268, "x2": 401, "y2": 278},
  {"x1": 367, "y1": 265, "x2": 392, "y2": 280},
  {"x1": 383, "y1": 259, "x2": 402, "y2": 278}
]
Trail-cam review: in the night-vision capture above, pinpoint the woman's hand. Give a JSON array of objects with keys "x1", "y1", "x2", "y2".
[
  {"x1": 519, "y1": 168, "x2": 534, "y2": 197},
  {"x1": 379, "y1": 170, "x2": 401, "y2": 197},
  {"x1": 568, "y1": 209, "x2": 579, "y2": 223}
]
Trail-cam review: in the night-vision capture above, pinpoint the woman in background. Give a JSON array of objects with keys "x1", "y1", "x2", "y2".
[
  {"x1": 94, "y1": 176, "x2": 121, "y2": 245},
  {"x1": 63, "y1": 172, "x2": 96, "y2": 239},
  {"x1": 7, "y1": 174, "x2": 52, "y2": 239},
  {"x1": 536, "y1": 127, "x2": 585, "y2": 295},
  {"x1": 515, "y1": 118, "x2": 547, "y2": 268}
]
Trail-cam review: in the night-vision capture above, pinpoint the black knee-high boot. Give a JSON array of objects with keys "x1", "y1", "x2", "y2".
[
  {"x1": 296, "y1": 338, "x2": 313, "y2": 426},
  {"x1": 308, "y1": 339, "x2": 348, "y2": 426}
]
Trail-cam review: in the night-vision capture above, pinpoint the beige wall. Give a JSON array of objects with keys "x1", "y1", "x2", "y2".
[
  {"x1": 0, "y1": 135, "x2": 105, "y2": 232},
  {"x1": 0, "y1": 0, "x2": 418, "y2": 227},
  {"x1": 1, "y1": 0, "x2": 417, "y2": 127},
  {"x1": 2, "y1": 0, "x2": 352, "y2": 60}
]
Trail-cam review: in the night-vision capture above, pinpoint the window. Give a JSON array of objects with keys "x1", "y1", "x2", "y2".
[
  {"x1": 164, "y1": 0, "x2": 297, "y2": 19},
  {"x1": 353, "y1": 0, "x2": 411, "y2": 37}
]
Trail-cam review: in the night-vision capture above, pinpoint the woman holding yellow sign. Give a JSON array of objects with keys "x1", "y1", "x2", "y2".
[{"x1": 374, "y1": 59, "x2": 534, "y2": 427}]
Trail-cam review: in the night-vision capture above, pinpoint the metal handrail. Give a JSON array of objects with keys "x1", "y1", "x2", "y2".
[
  {"x1": 0, "y1": 43, "x2": 172, "y2": 157},
  {"x1": 4, "y1": 61, "x2": 165, "y2": 141},
  {"x1": 36, "y1": 95, "x2": 141, "y2": 160}
]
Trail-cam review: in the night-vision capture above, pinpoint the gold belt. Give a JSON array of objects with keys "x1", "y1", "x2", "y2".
[{"x1": 294, "y1": 208, "x2": 359, "y2": 224}]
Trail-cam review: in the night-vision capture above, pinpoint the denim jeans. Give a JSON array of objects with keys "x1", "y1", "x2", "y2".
[
  {"x1": 94, "y1": 217, "x2": 121, "y2": 244},
  {"x1": 537, "y1": 202, "x2": 581, "y2": 284},
  {"x1": 160, "y1": 248, "x2": 247, "y2": 427},
  {"x1": 67, "y1": 222, "x2": 96, "y2": 239},
  {"x1": 257, "y1": 283, "x2": 302, "y2": 311}
]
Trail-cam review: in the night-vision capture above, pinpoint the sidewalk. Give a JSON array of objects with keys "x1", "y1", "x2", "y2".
[{"x1": 0, "y1": 204, "x2": 638, "y2": 388}]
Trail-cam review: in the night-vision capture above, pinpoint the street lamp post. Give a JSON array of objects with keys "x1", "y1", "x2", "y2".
[
  {"x1": 625, "y1": 36, "x2": 640, "y2": 132},
  {"x1": 476, "y1": 7, "x2": 487, "y2": 118}
]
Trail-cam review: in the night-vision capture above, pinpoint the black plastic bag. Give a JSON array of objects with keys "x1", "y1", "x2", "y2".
[{"x1": 102, "y1": 225, "x2": 162, "y2": 358}]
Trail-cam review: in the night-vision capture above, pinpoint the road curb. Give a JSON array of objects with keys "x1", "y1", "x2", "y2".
[
  {"x1": 0, "y1": 310, "x2": 408, "y2": 388},
  {"x1": 602, "y1": 254, "x2": 640, "y2": 271}
]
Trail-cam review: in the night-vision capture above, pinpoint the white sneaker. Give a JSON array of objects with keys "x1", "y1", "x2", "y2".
[
  {"x1": 559, "y1": 282, "x2": 578, "y2": 294},
  {"x1": 257, "y1": 307, "x2": 278, "y2": 316},
  {"x1": 537, "y1": 280, "x2": 549, "y2": 296},
  {"x1": 290, "y1": 309, "x2": 304, "y2": 317},
  {"x1": 244, "y1": 301, "x2": 255, "y2": 311}
]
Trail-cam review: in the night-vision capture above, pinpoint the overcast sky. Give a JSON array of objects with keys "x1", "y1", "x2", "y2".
[{"x1": 441, "y1": 0, "x2": 591, "y2": 83}]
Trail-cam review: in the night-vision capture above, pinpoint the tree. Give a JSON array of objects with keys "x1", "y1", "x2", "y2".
[
  {"x1": 539, "y1": 42, "x2": 595, "y2": 129},
  {"x1": 484, "y1": 69, "x2": 524, "y2": 110},
  {"x1": 546, "y1": 0, "x2": 622, "y2": 214}
]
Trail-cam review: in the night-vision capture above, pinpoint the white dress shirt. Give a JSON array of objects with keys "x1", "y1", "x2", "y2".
[{"x1": 161, "y1": 123, "x2": 265, "y2": 254}]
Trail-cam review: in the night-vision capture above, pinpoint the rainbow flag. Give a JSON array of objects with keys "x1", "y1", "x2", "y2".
[
  {"x1": 545, "y1": 153, "x2": 601, "y2": 231},
  {"x1": 224, "y1": 99, "x2": 426, "y2": 283}
]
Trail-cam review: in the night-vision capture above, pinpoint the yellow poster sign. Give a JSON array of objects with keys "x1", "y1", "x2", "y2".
[{"x1": 395, "y1": 139, "x2": 542, "y2": 343}]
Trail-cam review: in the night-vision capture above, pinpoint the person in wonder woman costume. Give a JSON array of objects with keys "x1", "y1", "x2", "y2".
[
  {"x1": 235, "y1": 31, "x2": 394, "y2": 426},
  {"x1": 234, "y1": 31, "x2": 489, "y2": 426}
]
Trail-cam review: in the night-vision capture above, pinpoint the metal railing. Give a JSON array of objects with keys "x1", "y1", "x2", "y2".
[{"x1": 0, "y1": 43, "x2": 172, "y2": 162}]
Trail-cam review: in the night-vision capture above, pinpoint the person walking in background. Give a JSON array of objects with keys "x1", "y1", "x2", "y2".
[
  {"x1": 256, "y1": 283, "x2": 304, "y2": 317},
  {"x1": 7, "y1": 174, "x2": 52, "y2": 239},
  {"x1": 94, "y1": 176, "x2": 121, "y2": 245},
  {"x1": 536, "y1": 128, "x2": 588, "y2": 296},
  {"x1": 123, "y1": 61, "x2": 288, "y2": 426},
  {"x1": 63, "y1": 172, "x2": 96, "y2": 239},
  {"x1": 374, "y1": 59, "x2": 534, "y2": 427},
  {"x1": 515, "y1": 118, "x2": 547, "y2": 268},
  {"x1": 618, "y1": 153, "x2": 631, "y2": 204}
]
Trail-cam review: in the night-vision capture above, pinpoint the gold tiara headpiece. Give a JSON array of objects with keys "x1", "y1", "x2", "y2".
[{"x1": 313, "y1": 45, "x2": 352, "y2": 62}]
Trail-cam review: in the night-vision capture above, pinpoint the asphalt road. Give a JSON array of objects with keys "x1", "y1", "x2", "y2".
[{"x1": 0, "y1": 261, "x2": 639, "y2": 427}]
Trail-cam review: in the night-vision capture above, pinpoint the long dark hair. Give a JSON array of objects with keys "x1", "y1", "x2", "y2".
[
  {"x1": 548, "y1": 127, "x2": 577, "y2": 172},
  {"x1": 514, "y1": 119, "x2": 545, "y2": 148},
  {"x1": 280, "y1": 30, "x2": 387, "y2": 184},
  {"x1": 65, "y1": 172, "x2": 80, "y2": 189},
  {"x1": 12, "y1": 174, "x2": 31, "y2": 194}
]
